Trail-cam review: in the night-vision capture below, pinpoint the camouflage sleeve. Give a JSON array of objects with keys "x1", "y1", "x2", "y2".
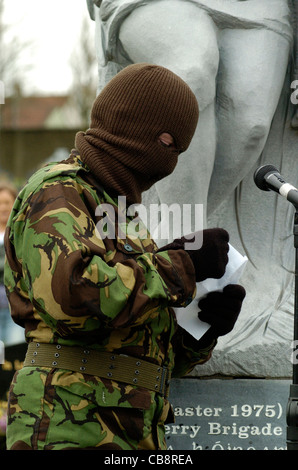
[
  {"x1": 6, "y1": 180, "x2": 196, "y2": 332},
  {"x1": 170, "y1": 326, "x2": 216, "y2": 378}
]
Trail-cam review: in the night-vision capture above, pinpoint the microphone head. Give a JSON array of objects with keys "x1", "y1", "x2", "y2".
[{"x1": 254, "y1": 164, "x2": 279, "y2": 191}]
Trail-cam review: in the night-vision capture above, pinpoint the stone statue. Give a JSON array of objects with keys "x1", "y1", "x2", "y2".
[{"x1": 86, "y1": 0, "x2": 297, "y2": 378}]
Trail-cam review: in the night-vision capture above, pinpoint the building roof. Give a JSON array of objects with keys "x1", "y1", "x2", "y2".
[{"x1": 1, "y1": 95, "x2": 70, "y2": 129}]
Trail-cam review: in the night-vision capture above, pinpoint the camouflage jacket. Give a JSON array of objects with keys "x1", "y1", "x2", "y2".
[{"x1": 4, "y1": 154, "x2": 214, "y2": 392}]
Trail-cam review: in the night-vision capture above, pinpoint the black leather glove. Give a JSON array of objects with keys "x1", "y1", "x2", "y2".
[
  {"x1": 158, "y1": 228, "x2": 230, "y2": 282},
  {"x1": 198, "y1": 284, "x2": 246, "y2": 338}
]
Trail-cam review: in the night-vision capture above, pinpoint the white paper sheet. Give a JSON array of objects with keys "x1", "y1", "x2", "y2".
[{"x1": 174, "y1": 244, "x2": 248, "y2": 340}]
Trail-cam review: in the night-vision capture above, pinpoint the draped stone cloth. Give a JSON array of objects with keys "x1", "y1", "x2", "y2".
[
  {"x1": 88, "y1": 0, "x2": 293, "y2": 92},
  {"x1": 87, "y1": 0, "x2": 297, "y2": 378}
]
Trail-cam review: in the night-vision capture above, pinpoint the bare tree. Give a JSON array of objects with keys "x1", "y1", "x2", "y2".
[
  {"x1": 0, "y1": 1, "x2": 33, "y2": 97},
  {"x1": 0, "y1": 0, "x2": 33, "y2": 129},
  {"x1": 69, "y1": 16, "x2": 98, "y2": 128}
]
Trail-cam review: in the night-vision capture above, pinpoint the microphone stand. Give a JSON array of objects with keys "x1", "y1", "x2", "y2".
[{"x1": 286, "y1": 206, "x2": 298, "y2": 450}]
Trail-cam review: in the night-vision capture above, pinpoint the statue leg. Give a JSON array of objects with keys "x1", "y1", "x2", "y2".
[
  {"x1": 208, "y1": 27, "x2": 291, "y2": 215},
  {"x1": 119, "y1": 1, "x2": 219, "y2": 228}
]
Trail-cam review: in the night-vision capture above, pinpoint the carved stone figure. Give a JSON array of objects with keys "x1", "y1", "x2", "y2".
[{"x1": 87, "y1": 0, "x2": 297, "y2": 377}]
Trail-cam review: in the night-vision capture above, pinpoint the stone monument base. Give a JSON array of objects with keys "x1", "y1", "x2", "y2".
[{"x1": 167, "y1": 378, "x2": 291, "y2": 450}]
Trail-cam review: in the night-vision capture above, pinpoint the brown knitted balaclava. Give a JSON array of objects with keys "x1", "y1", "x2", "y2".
[{"x1": 75, "y1": 63, "x2": 199, "y2": 204}]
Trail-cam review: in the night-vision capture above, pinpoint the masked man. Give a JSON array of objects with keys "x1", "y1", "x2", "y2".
[{"x1": 5, "y1": 64, "x2": 245, "y2": 450}]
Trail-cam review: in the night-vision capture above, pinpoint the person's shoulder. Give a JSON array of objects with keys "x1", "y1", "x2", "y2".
[
  {"x1": 39, "y1": 154, "x2": 88, "y2": 182},
  {"x1": 20, "y1": 154, "x2": 87, "y2": 198}
]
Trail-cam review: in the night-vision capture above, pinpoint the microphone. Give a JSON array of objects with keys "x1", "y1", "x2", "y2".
[{"x1": 254, "y1": 164, "x2": 298, "y2": 207}]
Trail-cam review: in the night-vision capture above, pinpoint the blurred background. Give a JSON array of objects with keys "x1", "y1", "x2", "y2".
[
  {"x1": 0, "y1": 0, "x2": 98, "y2": 186},
  {"x1": 0, "y1": 1, "x2": 98, "y2": 446}
]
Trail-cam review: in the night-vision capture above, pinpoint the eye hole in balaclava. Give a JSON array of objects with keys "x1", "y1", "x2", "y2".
[{"x1": 158, "y1": 133, "x2": 178, "y2": 151}]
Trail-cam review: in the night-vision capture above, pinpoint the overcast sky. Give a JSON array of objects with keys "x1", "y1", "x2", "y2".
[{"x1": 2, "y1": 0, "x2": 95, "y2": 95}]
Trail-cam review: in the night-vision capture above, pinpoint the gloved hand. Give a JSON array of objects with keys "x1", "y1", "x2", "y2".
[
  {"x1": 198, "y1": 284, "x2": 246, "y2": 338},
  {"x1": 158, "y1": 228, "x2": 230, "y2": 282}
]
